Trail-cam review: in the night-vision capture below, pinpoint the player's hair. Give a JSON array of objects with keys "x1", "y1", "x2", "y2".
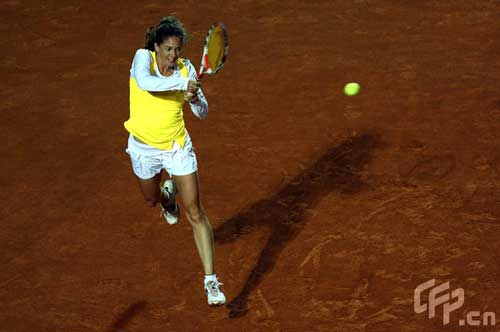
[{"x1": 144, "y1": 16, "x2": 188, "y2": 51}]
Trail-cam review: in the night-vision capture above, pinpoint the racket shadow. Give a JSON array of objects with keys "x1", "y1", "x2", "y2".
[
  {"x1": 105, "y1": 301, "x2": 147, "y2": 332},
  {"x1": 214, "y1": 132, "x2": 384, "y2": 318}
]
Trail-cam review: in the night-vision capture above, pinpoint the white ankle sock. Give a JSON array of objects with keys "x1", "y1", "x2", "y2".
[{"x1": 204, "y1": 274, "x2": 217, "y2": 285}]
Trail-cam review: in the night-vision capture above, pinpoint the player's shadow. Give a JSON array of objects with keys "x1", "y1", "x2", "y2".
[{"x1": 214, "y1": 132, "x2": 383, "y2": 318}]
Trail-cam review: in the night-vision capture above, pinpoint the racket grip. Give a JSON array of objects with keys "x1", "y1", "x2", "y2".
[{"x1": 197, "y1": 72, "x2": 204, "y2": 80}]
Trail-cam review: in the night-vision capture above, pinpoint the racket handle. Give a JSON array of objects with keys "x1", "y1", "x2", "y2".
[{"x1": 197, "y1": 72, "x2": 204, "y2": 80}]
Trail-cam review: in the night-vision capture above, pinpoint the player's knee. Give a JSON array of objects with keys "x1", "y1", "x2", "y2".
[{"x1": 184, "y1": 203, "x2": 205, "y2": 224}]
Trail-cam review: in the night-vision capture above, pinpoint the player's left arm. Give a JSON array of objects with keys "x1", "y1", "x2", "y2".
[{"x1": 184, "y1": 60, "x2": 208, "y2": 119}]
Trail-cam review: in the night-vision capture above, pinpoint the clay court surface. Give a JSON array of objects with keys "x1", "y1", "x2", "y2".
[{"x1": 1, "y1": 1, "x2": 499, "y2": 331}]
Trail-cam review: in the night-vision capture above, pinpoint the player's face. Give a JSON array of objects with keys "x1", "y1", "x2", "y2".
[{"x1": 155, "y1": 36, "x2": 182, "y2": 69}]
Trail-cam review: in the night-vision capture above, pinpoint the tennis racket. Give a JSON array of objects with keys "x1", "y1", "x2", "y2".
[{"x1": 197, "y1": 22, "x2": 229, "y2": 80}]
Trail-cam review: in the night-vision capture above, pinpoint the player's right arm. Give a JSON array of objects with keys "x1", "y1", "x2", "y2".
[{"x1": 131, "y1": 49, "x2": 190, "y2": 92}]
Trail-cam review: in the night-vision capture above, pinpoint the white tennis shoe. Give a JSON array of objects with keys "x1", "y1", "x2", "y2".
[
  {"x1": 205, "y1": 278, "x2": 226, "y2": 306},
  {"x1": 160, "y1": 179, "x2": 179, "y2": 225}
]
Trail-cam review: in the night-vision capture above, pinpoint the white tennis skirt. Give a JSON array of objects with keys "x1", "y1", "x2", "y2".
[{"x1": 125, "y1": 132, "x2": 198, "y2": 179}]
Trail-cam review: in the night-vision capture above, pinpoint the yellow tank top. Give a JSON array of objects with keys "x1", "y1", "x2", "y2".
[{"x1": 124, "y1": 51, "x2": 188, "y2": 150}]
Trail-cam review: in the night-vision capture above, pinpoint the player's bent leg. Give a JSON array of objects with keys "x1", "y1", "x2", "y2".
[
  {"x1": 135, "y1": 173, "x2": 162, "y2": 207},
  {"x1": 126, "y1": 136, "x2": 165, "y2": 208}
]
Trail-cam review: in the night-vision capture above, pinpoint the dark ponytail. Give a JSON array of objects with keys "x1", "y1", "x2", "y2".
[{"x1": 144, "y1": 16, "x2": 188, "y2": 51}]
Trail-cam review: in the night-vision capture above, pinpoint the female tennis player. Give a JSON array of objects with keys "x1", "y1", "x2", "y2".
[{"x1": 123, "y1": 16, "x2": 225, "y2": 306}]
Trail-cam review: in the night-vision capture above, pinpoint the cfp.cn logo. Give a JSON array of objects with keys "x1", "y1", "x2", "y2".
[{"x1": 414, "y1": 279, "x2": 496, "y2": 327}]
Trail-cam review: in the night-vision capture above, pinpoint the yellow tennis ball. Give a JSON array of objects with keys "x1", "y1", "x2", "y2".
[{"x1": 344, "y1": 82, "x2": 360, "y2": 96}]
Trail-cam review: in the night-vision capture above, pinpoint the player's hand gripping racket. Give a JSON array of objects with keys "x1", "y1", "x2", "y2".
[{"x1": 197, "y1": 22, "x2": 229, "y2": 80}]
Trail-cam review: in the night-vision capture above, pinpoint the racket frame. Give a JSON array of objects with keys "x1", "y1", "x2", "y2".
[{"x1": 197, "y1": 22, "x2": 229, "y2": 80}]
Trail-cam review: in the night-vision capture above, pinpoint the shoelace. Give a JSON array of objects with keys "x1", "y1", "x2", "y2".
[{"x1": 207, "y1": 280, "x2": 223, "y2": 296}]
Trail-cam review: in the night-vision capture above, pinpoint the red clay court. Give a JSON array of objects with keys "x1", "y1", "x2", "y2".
[{"x1": 1, "y1": 1, "x2": 499, "y2": 331}]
